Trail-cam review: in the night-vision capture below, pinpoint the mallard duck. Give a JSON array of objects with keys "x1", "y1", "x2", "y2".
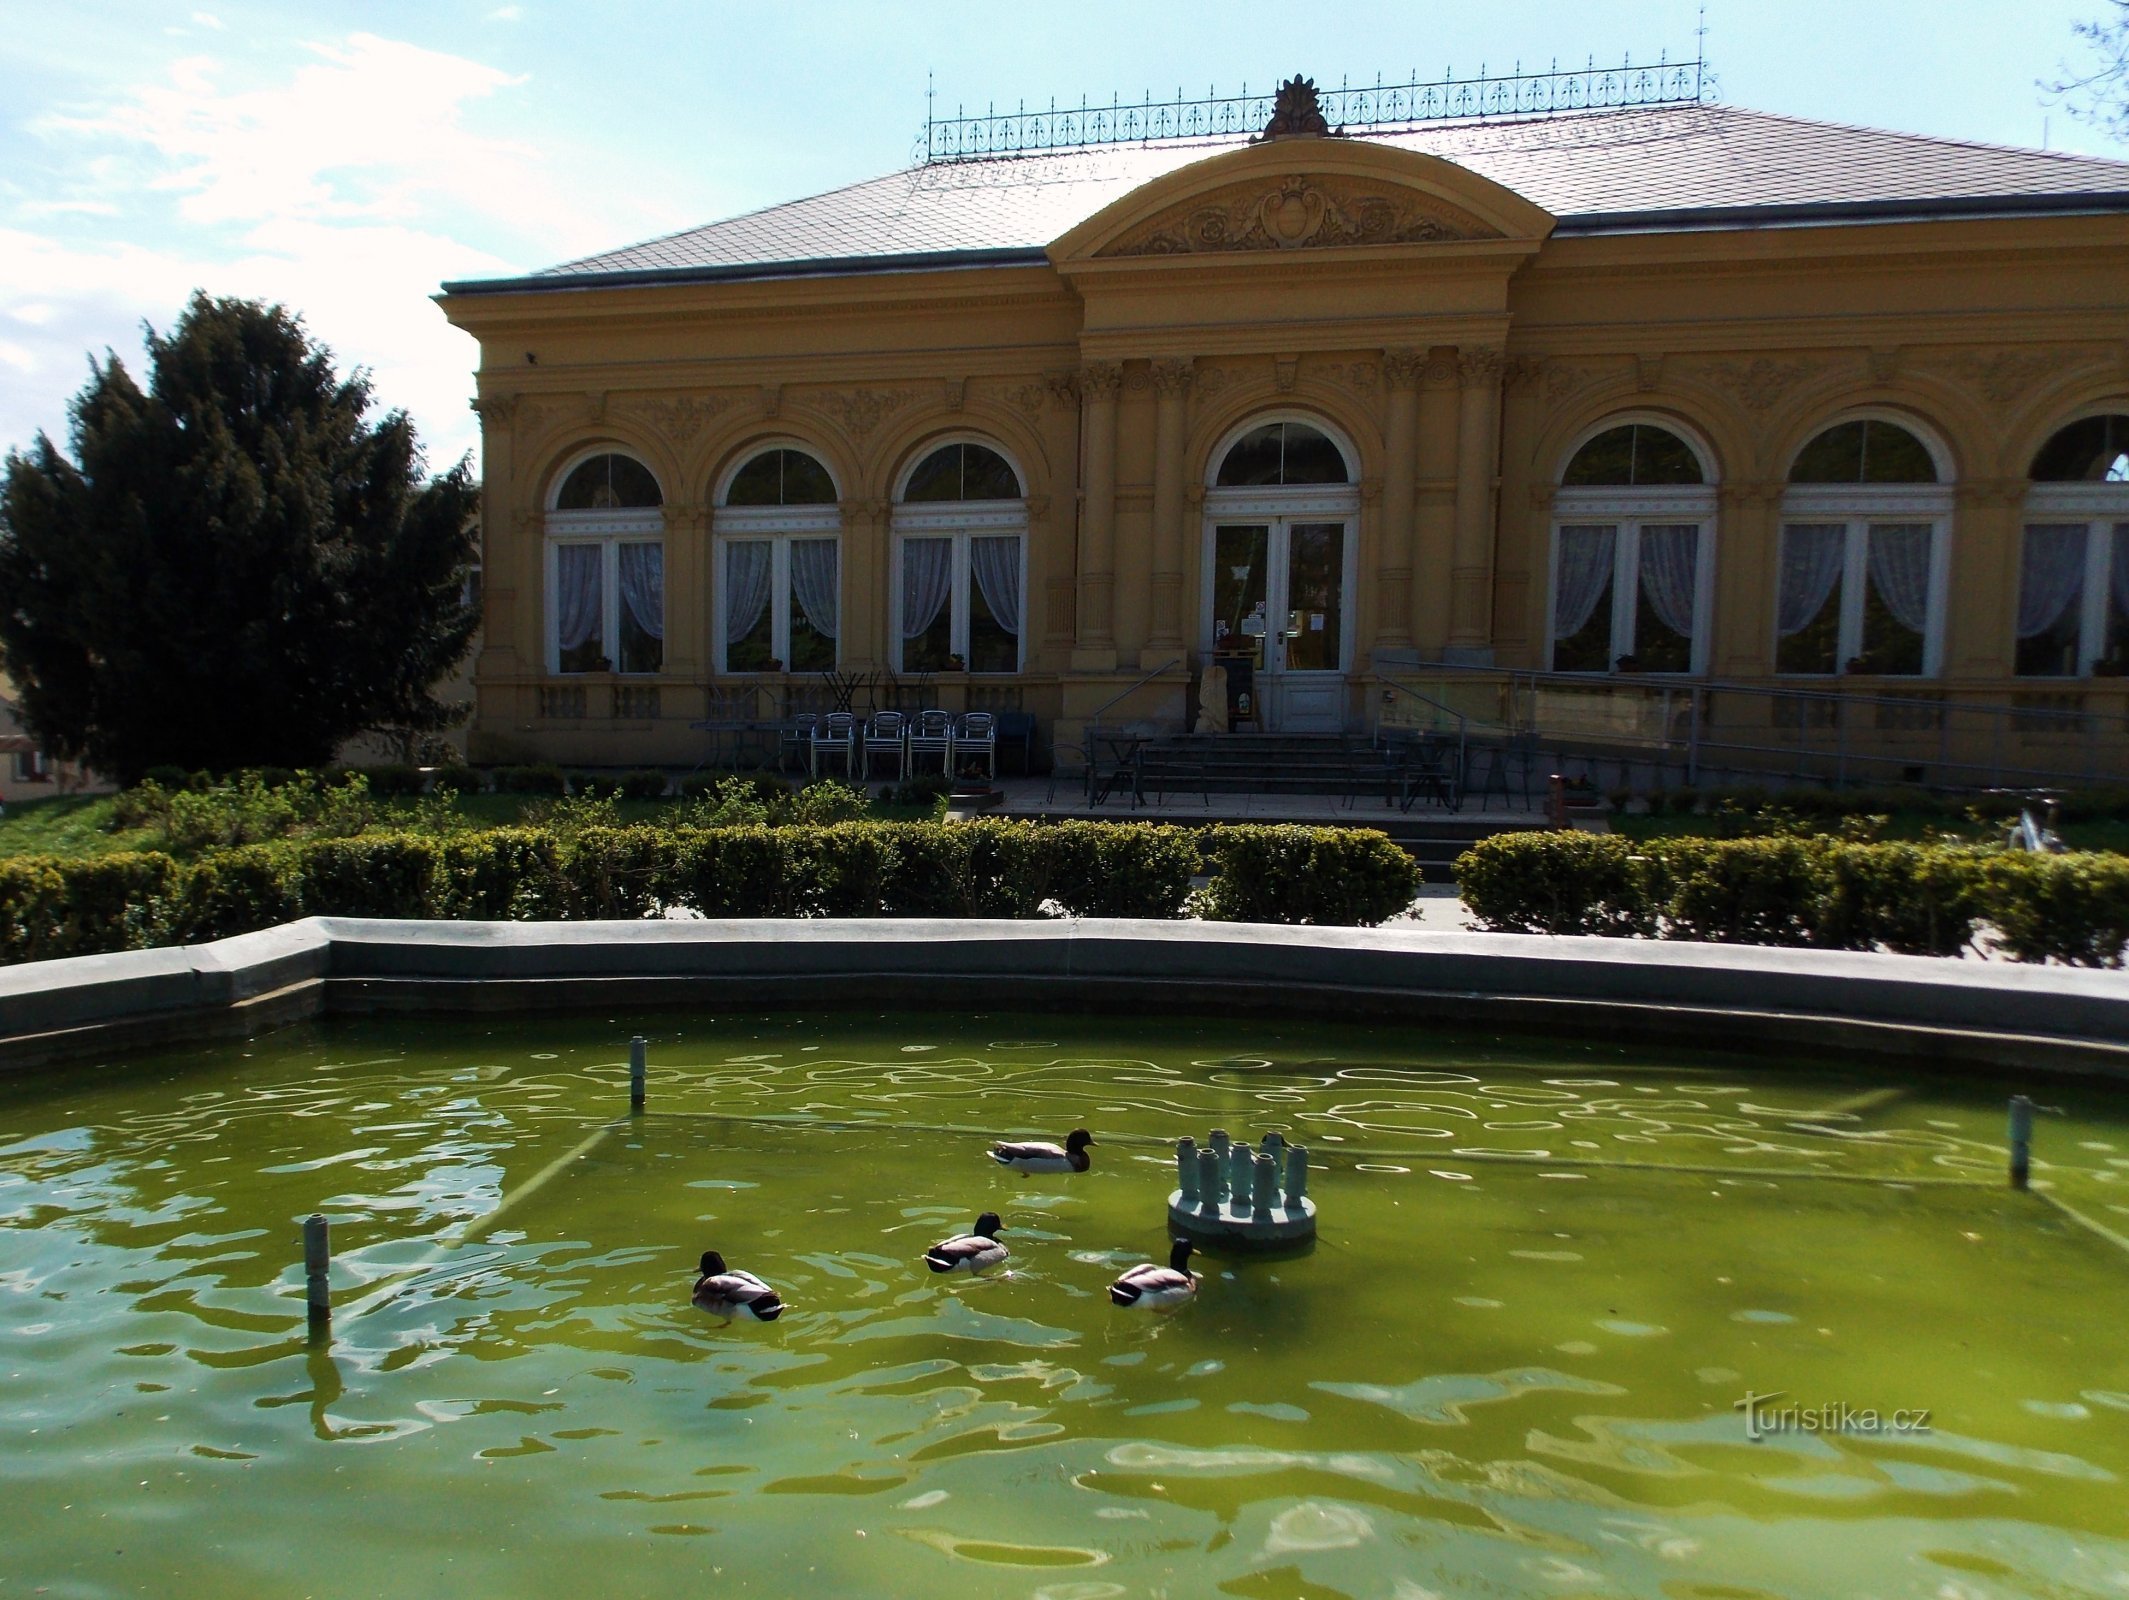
[
  {"x1": 691, "y1": 1250, "x2": 784, "y2": 1323},
  {"x1": 924, "y1": 1211, "x2": 1009, "y2": 1275},
  {"x1": 1109, "y1": 1239, "x2": 1198, "y2": 1311},
  {"x1": 989, "y1": 1128, "x2": 1094, "y2": 1174}
]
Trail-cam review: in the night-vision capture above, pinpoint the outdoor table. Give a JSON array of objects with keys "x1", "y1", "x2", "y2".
[{"x1": 1089, "y1": 731, "x2": 1148, "y2": 807}]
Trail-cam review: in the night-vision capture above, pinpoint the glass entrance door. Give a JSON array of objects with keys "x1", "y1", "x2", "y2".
[{"x1": 1206, "y1": 519, "x2": 1348, "y2": 731}]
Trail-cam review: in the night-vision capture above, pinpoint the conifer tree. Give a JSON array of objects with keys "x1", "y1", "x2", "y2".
[{"x1": 0, "y1": 293, "x2": 479, "y2": 781}]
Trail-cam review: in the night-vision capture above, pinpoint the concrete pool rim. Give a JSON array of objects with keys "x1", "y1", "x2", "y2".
[{"x1": 2, "y1": 917, "x2": 2126, "y2": 1079}]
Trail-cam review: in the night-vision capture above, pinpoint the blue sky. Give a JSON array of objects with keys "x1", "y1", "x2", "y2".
[{"x1": 2, "y1": 1, "x2": 2124, "y2": 470}]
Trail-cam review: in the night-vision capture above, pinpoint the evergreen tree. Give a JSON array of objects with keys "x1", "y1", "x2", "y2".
[{"x1": 0, "y1": 293, "x2": 479, "y2": 782}]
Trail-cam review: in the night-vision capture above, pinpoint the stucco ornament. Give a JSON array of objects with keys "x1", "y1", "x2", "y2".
[
  {"x1": 1952, "y1": 349, "x2": 2067, "y2": 405},
  {"x1": 629, "y1": 394, "x2": 732, "y2": 444},
  {"x1": 805, "y1": 387, "x2": 917, "y2": 441},
  {"x1": 1102, "y1": 173, "x2": 1494, "y2": 257},
  {"x1": 1699, "y1": 356, "x2": 1819, "y2": 414}
]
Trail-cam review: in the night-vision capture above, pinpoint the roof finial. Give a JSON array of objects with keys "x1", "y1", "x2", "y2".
[{"x1": 1254, "y1": 74, "x2": 1339, "y2": 142}]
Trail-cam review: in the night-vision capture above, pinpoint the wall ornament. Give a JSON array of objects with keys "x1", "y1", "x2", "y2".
[{"x1": 1101, "y1": 173, "x2": 1495, "y2": 257}]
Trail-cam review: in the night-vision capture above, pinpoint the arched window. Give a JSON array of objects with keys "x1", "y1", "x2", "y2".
[
  {"x1": 554, "y1": 452, "x2": 663, "y2": 510},
  {"x1": 900, "y1": 442, "x2": 1022, "y2": 503},
  {"x1": 714, "y1": 446, "x2": 840, "y2": 674},
  {"x1": 1549, "y1": 420, "x2": 1715, "y2": 675},
  {"x1": 1214, "y1": 420, "x2": 1349, "y2": 487},
  {"x1": 2018, "y1": 414, "x2": 2129, "y2": 677},
  {"x1": 893, "y1": 441, "x2": 1026, "y2": 673},
  {"x1": 1776, "y1": 417, "x2": 1950, "y2": 677},
  {"x1": 545, "y1": 451, "x2": 664, "y2": 675}
]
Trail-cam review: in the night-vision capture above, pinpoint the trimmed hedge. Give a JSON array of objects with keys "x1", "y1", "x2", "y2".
[
  {"x1": 1197, "y1": 825, "x2": 1417, "y2": 926},
  {"x1": 1457, "y1": 830, "x2": 2129, "y2": 966},
  {"x1": 0, "y1": 820, "x2": 1418, "y2": 966}
]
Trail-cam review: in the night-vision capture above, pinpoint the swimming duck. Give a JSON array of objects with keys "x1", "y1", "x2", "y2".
[
  {"x1": 691, "y1": 1250, "x2": 785, "y2": 1323},
  {"x1": 924, "y1": 1211, "x2": 1009, "y2": 1275},
  {"x1": 1108, "y1": 1239, "x2": 1198, "y2": 1311},
  {"x1": 989, "y1": 1128, "x2": 1094, "y2": 1174}
]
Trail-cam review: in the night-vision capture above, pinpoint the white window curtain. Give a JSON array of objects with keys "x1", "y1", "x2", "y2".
[
  {"x1": 1778, "y1": 525, "x2": 1846, "y2": 637},
  {"x1": 618, "y1": 541, "x2": 665, "y2": 641},
  {"x1": 725, "y1": 540, "x2": 773, "y2": 644},
  {"x1": 789, "y1": 538, "x2": 839, "y2": 640},
  {"x1": 1637, "y1": 524, "x2": 1699, "y2": 639},
  {"x1": 2017, "y1": 524, "x2": 2088, "y2": 639},
  {"x1": 1866, "y1": 524, "x2": 1934, "y2": 635},
  {"x1": 901, "y1": 537, "x2": 954, "y2": 639},
  {"x1": 1552, "y1": 525, "x2": 1617, "y2": 640},
  {"x1": 970, "y1": 535, "x2": 1022, "y2": 637},
  {"x1": 556, "y1": 544, "x2": 601, "y2": 651}
]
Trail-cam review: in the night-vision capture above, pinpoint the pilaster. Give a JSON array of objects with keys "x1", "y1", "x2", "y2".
[
  {"x1": 1072, "y1": 360, "x2": 1122, "y2": 671},
  {"x1": 1148, "y1": 358, "x2": 1193, "y2": 651},
  {"x1": 1448, "y1": 345, "x2": 1505, "y2": 659}
]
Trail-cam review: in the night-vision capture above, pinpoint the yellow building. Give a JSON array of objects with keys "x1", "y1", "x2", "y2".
[{"x1": 439, "y1": 74, "x2": 2129, "y2": 786}]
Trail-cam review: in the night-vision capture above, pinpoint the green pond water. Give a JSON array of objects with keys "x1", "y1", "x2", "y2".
[{"x1": 4, "y1": 1012, "x2": 2129, "y2": 1600}]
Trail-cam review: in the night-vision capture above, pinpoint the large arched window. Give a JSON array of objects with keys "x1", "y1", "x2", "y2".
[
  {"x1": 2018, "y1": 414, "x2": 2129, "y2": 677},
  {"x1": 1213, "y1": 419, "x2": 1351, "y2": 487},
  {"x1": 892, "y1": 440, "x2": 1025, "y2": 673},
  {"x1": 713, "y1": 445, "x2": 840, "y2": 674},
  {"x1": 1776, "y1": 417, "x2": 1951, "y2": 677},
  {"x1": 1550, "y1": 421, "x2": 1716, "y2": 674},
  {"x1": 545, "y1": 451, "x2": 665, "y2": 674}
]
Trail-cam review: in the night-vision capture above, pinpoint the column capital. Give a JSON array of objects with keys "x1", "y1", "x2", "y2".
[
  {"x1": 1149, "y1": 358, "x2": 1195, "y2": 398},
  {"x1": 1383, "y1": 347, "x2": 1428, "y2": 390},
  {"x1": 1457, "y1": 346, "x2": 1506, "y2": 386},
  {"x1": 1079, "y1": 361, "x2": 1123, "y2": 401},
  {"x1": 1502, "y1": 355, "x2": 1546, "y2": 395}
]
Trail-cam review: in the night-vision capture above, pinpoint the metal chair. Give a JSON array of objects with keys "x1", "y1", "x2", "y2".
[
  {"x1": 907, "y1": 709, "x2": 953, "y2": 778},
  {"x1": 810, "y1": 711, "x2": 858, "y2": 780},
  {"x1": 781, "y1": 712, "x2": 819, "y2": 775},
  {"x1": 993, "y1": 710, "x2": 1036, "y2": 776},
  {"x1": 863, "y1": 711, "x2": 908, "y2": 781},
  {"x1": 954, "y1": 712, "x2": 996, "y2": 782}
]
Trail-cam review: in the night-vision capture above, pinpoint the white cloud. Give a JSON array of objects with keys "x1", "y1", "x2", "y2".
[
  {"x1": 487, "y1": 6, "x2": 524, "y2": 20},
  {"x1": 190, "y1": 11, "x2": 226, "y2": 29},
  {"x1": 1, "y1": 31, "x2": 692, "y2": 467}
]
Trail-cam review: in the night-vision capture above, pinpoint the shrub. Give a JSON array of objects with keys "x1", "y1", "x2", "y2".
[
  {"x1": 1457, "y1": 831, "x2": 1656, "y2": 937},
  {"x1": 141, "y1": 765, "x2": 191, "y2": 791},
  {"x1": 496, "y1": 764, "x2": 568, "y2": 796},
  {"x1": 172, "y1": 846, "x2": 300, "y2": 943},
  {"x1": 435, "y1": 829, "x2": 565, "y2": 920},
  {"x1": 1655, "y1": 835, "x2": 1826, "y2": 946},
  {"x1": 293, "y1": 836, "x2": 439, "y2": 918},
  {"x1": 1815, "y1": 841, "x2": 1982, "y2": 957},
  {"x1": 666, "y1": 826, "x2": 797, "y2": 918},
  {"x1": 1981, "y1": 853, "x2": 2129, "y2": 967},
  {"x1": 360, "y1": 763, "x2": 428, "y2": 798},
  {"x1": 562, "y1": 826, "x2": 673, "y2": 919},
  {"x1": 430, "y1": 765, "x2": 486, "y2": 796},
  {"x1": 1043, "y1": 821, "x2": 1199, "y2": 918},
  {"x1": 786, "y1": 780, "x2": 868, "y2": 825},
  {"x1": 679, "y1": 769, "x2": 788, "y2": 805},
  {"x1": 959, "y1": 820, "x2": 1054, "y2": 919},
  {"x1": 1198, "y1": 826, "x2": 1418, "y2": 926},
  {"x1": 618, "y1": 768, "x2": 670, "y2": 802},
  {"x1": 570, "y1": 771, "x2": 624, "y2": 801},
  {"x1": 789, "y1": 823, "x2": 896, "y2": 915}
]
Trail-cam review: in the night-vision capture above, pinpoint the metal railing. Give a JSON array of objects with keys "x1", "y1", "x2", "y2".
[
  {"x1": 921, "y1": 54, "x2": 1705, "y2": 163},
  {"x1": 1369, "y1": 652, "x2": 2129, "y2": 791}
]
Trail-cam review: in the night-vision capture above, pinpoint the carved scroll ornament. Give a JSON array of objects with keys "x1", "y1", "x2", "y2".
[{"x1": 1101, "y1": 173, "x2": 1495, "y2": 258}]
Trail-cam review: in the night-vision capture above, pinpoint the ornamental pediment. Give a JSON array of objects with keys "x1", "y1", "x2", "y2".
[{"x1": 1098, "y1": 173, "x2": 1499, "y2": 257}]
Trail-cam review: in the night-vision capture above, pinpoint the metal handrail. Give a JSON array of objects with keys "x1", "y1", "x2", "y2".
[
  {"x1": 1073, "y1": 659, "x2": 1192, "y2": 804},
  {"x1": 1370, "y1": 678, "x2": 1469, "y2": 787},
  {"x1": 1369, "y1": 653, "x2": 2126, "y2": 789}
]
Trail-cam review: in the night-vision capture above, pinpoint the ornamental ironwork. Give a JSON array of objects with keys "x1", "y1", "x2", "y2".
[{"x1": 920, "y1": 53, "x2": 1706, "y2": 164}]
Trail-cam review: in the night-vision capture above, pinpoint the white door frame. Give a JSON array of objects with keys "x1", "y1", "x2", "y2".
[{"x1": 1200, "y1": 487, "x2": 1361, "y2": 732}]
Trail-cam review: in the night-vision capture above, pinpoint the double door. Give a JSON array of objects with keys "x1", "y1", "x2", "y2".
[{"x1": 1206, "y1": 519, "x2": 1350, "y2": 732}]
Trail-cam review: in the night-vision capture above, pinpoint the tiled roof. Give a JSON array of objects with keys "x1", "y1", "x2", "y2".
[{"x1": 452, "y1": 105, "x2": 2129, "y2": 291}]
